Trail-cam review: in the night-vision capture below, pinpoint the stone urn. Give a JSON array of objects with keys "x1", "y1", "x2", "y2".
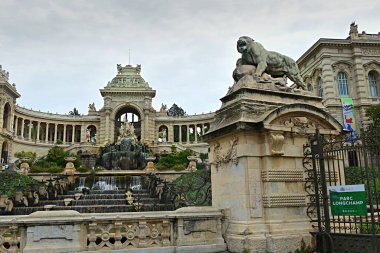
[
  {"x1": 144, "y1": 156, "x2": 156, "y2": 173},
  {"x1": 187, "y1": 156, "x2": 198, "y2": 172},
  {"x1": 64, "y1": 157, "x2": 77, "y2": 176},
  {"x1": 19, "y1": 157, "x2": 30, "y2": 175}
]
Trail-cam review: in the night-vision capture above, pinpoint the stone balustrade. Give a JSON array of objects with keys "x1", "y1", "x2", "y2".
[{"x1": 0, "y1": 207, "x2": 226, "y2": 253}]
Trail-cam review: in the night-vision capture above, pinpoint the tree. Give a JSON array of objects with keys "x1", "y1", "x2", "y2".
[
  {"x1": 366, "y1": 105, "x2": 380, "y2": 127},
  {"x1": 69, "y1": 107, "x2": 80, "y2": 115},
  {"x1": 167, "y1": 103, "x2": 186, "y2": 117}
]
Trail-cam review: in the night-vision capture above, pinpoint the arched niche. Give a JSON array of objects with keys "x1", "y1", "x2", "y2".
[
  {"x1": 114, "y1": 105, "x2": 142, "y2": 143},
  {"x1": 2, "y1": 102, "x2": 11, "y2": 130}
]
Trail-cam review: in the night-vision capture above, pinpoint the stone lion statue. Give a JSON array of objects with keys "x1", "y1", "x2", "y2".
[{"x1": 236, "y1": 36, "x2": 306, "y2": 90}]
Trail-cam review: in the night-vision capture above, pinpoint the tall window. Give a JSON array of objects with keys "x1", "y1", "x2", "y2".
[
  {"x1": 337, "y1": 72, "x2": 349, "y2": 96},
  {"x1": 317, "y1": 77, "x2": 323, "y2": 98},
  {"x1": 369, "y1": 71, "x2": 378, "y2": 97}
]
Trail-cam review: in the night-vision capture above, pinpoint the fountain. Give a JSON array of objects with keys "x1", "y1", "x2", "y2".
[{"x1": 101, "y1": 121, "x2": 148, "y2": 170}]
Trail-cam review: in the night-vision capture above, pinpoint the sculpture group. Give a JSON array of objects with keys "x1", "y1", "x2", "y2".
[{"x1": 234, "y1": 36, "x2": 306, "y2": 90}]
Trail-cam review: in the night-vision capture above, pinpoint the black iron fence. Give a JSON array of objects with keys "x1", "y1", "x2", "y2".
[{"x1": 304, "y1": 128, "x2": 380, "y2": 252}]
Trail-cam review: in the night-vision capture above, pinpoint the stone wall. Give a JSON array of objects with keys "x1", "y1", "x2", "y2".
[{"x1": 0, "y1": 207, "x2": 226, "y2": 253}]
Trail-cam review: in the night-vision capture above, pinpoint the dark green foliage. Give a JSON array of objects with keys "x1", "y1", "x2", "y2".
[
  {"x1": 14, "y1": 151, "x2": 37, "y2": 160},
  {"x1": 0, "y1": 172, "x2": 41, "y2": 197},
  {"x1": 345, "y1": 166, "x2": 380, "y2": 192},
  {"x1": 288, "y1": 239, "x2": 313, "y2": 253},
  {"x1": 46, "y1": 146, "x2": 81, "y2": 168},
  {"x1": 29, "y1": 160, "x2": 64, "y2": 173},
  {"x1": 155, "y1": 149, "x2": 193, "y2": 171},
  {"x1": 76, "y1": 166, "x2": 91, "y2": 173},
  {"x1": 171, "y1": 170, "x2": 211, "y2": 206},
  {"x1": 29, "y1": 146, "x2": 81, "y2": 173},
  {"x1": 366, "y1": 105, "x2": 380, "y2": 125},
  {"x1": 199, "y1": 153, "x2": 208, "y2": 160},
  {"x1": 196, "y1": 162, "x2": 205, "y2": 170},
  {"x1": 167, "y1": 103, "x2": 186, "y2": 117}
]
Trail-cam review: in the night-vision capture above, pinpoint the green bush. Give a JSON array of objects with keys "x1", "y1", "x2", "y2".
[
  {"x1": 76, "y1": 166, "x2": 91, "y2": 173},
  {"x1": 30, "y1": 161, "x2": 64, "y2": 173},
  {"x1": 0, "y1": 172, "x2": 41, "y2": 197},
  {"x1": 14, "y1": 151, "x2": 37, "y2": 160},
  {"x1": 171, "y1": 170, "x2": 211, "y2": 206},
  {"x1": 156, "y1": 149, "x2": 193, "y2": 171},
  {"x1": 345, "y1": 166, "x2": 380, "y2": 192}
]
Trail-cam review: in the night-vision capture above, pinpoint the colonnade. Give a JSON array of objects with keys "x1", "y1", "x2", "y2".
[
  {"x1": 161, "y1": 123, "x2": 210, "y2": 144},
  {"x1": 13, "y1": 116, "x2": 85, "y2": 144}
]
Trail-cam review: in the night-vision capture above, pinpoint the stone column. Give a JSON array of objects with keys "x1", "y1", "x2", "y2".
[
  {"x1": 54, "y1": 124, "x2": 58, "y2": 143},
  {"x1": 105, "y1": 113, "x2": 110, "y2": 143},
  {"x1": 28, "y1": 122, "x2": 32, "y2": 140},
  {"x1": 14, "y1": 117, "x2": 18, "y2": 137},
  {"x1": 72, "y1": 125, "x2": 75, "y2": 143},
  {"x1": 63, "y1": 124, "x2": 67, "y2": 144},
  {"x1": 36, "y1": 122, "x2": 40, "y2": 142},
  {"x1": 179, "y1": 125, "x2": 182, "y2": 143},
  {"x1": 20, "y1": 119, "x2": 25, "y2": 139},
  {"x1": 194, "y1": 125, "x2": 198, "y2": 144},
  {"x1": 186, "y1": 125, "x2": 190, "y2": 144},
  {"x1": 45, "y1": 123, "x2": 49, "y2": 142}
]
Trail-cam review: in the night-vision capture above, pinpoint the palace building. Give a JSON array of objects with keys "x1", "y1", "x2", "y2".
[
  {"x1": 297, "y1": 23, "x2": 380, "y2": 135},
  {"x1": 1, "y1": 23, "x2": 379, "y2": 163},
  {"x1": 0, "y1": 64, "x2": 214, "y2": 163}
]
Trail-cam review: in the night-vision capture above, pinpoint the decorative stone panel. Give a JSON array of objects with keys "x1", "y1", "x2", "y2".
[
  {"x1": 261, "y1": 169, "x2": 304, "y2": 182},
  {"x1": 262, "y1": 194, "x2": 307, "y2": 207}
]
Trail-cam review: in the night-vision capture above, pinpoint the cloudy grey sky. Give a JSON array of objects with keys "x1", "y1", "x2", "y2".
[{"x1": 0, "y1": 0, "x2": 379, "y2": 115}]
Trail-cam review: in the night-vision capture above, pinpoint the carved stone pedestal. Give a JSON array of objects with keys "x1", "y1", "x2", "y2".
[{"x1": 204, "y1": 77, "x2": 341, "y2": 253}]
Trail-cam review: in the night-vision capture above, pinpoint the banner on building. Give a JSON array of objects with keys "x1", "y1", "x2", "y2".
[{"x1": 341, "y1": 97, "x2": 357, "y2": 140}]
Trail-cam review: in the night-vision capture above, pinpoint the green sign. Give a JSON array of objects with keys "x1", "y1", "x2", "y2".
[{"x1": 329, "y1": 184, "x2": 367, "y2": 216}]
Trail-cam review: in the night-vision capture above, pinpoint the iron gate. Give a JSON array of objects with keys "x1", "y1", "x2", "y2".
[{"x1": 304, "y1": 129, "x2": 380, "y2": 253}]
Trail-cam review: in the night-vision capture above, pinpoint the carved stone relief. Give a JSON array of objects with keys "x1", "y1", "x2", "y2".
[
  {"x1": 281, "y1": 116, "x2": 317, "y2": 134},
  {"x1": 269, "y1": 133, "x2": 284, "y2": 155},
  {"x1": 213, "y1": 137, "x2": 238, "y2": 170}
]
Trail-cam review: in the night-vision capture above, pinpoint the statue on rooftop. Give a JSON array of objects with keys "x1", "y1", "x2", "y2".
[
  {"x1": 88, "y1": 103, "x2": 96, "y2": 111},
  {"x1": 235, "y1": 36, "x2": 306, "y2": 90}
]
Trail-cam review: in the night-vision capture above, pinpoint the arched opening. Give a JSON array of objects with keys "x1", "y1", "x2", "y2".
[
  {"x1": 158, "y1": 125, "x2": 168, "y2": 143},
  {"x1": 87, "y1": 125, "x2": 97, "y2": 143},
  {"x1": 115, "y1": 107, "x2": 141, "y2": 143},
  {"x1": 1, "y1": 142, "x2": 8, "y2": 164},
  {"x1": 2, "y1": 103, "x2": 11, "y2": 130}
]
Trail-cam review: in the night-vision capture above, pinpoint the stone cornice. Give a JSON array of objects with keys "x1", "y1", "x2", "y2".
[
  {"x1": 100, "y1": 88, "x2": 156, "y2": 98},
  {"x1": 297, "y1": 38, "x2": 380, "y2": 66},
  {"x1": 155, "y1": 112, "x2": 215, "y2": 123},
  {"x1": 15, "y1": 106, "x2": 100, "y2": 122},
  {"x1": 0, "y1": 81, "x2": 21, "y2": 98}
]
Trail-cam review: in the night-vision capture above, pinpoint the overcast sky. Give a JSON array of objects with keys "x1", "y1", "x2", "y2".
[{"x1": 1, "y1": 0, "x2": 379, "y2": 115}]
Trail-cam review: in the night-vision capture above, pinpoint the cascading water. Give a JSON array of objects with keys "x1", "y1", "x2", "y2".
[
  {"x1": 92, "y1": 176, "x2": 118, "y2": 190},
  {"x1": 76, "y1": 177, "x2": 86, "y2": 191}
]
